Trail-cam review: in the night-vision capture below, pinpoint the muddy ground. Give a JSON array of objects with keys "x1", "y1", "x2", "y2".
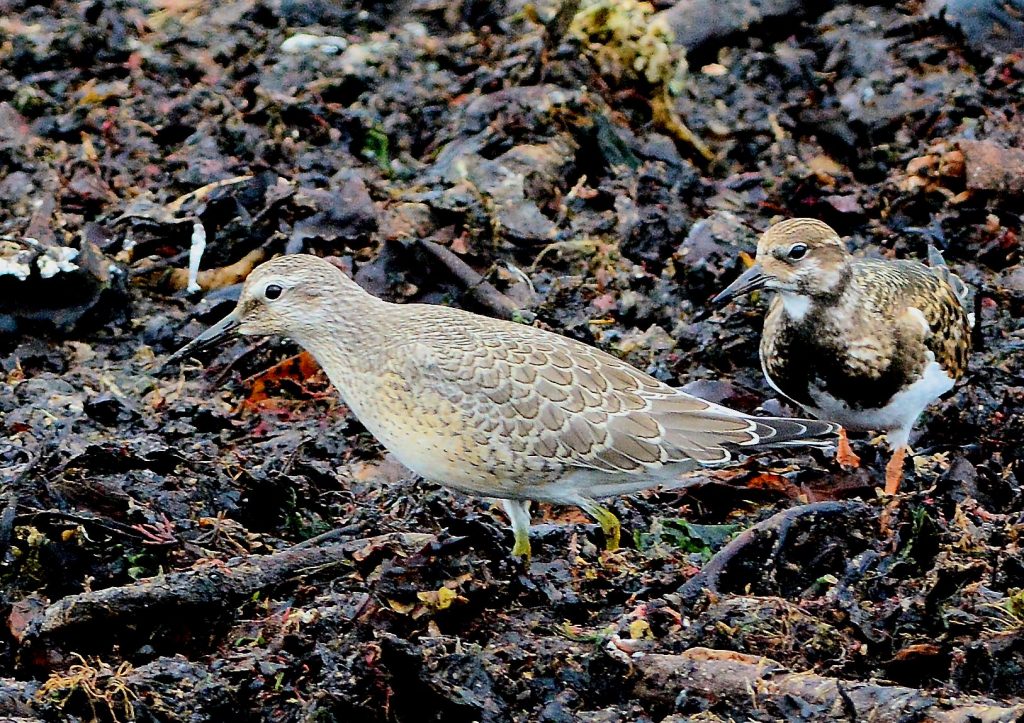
[{"x1": 1, "y1": 0, "x2": 1024, "y2": 721}]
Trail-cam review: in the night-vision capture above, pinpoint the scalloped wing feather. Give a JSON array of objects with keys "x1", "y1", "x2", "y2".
[{"x1": 395, "y1": 312, "x2": 836, "y2": 478}]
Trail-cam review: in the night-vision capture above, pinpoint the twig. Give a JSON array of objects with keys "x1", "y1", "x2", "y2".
[
  {"x1": 12, "y1": 531, "x2": 433, "y2": 644},
  {"x1": 416, "y1": 238, "x2": 523, "y2": 320},
  {"x1": 12, "y1": 509, "x2": 177, "y2": 545},
  {"x1": 650, "y1": 88, "x2": 714, "y2": 163},
  {"x1": 634, "y1": 648, "x2": 1024, "y2": 722},
  {"x1": 209, "y1": 337, "x2": 269, "y2": 386},
  {"x1": 678, "y1": 500, "x2": 869, "y2": 600},
  {"x1": 165, "y1": 174, "x2": 254, "y2": 214},
  {"x1": 291, "y1": 524, "x2": 365, "y2": 550},
  {"x1": 544, "y1": 0, "x2": 581, "y2": 54}
]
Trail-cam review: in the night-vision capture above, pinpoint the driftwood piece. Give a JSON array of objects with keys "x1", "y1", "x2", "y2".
[
  {"x1": 679, "y1": 500, "x2": 870, "y2": 600},
  {"x1": 416, "y1": 238, "x2": 523, "y2": 320},
  {"x1": 11, "y1": 532, "x2": 432, "y2": 644},
  {"x1": 167, "y1": 247, "x2": 266, "y2": 292},
  {"x1": 634, "y1": 648, "x2": 1024, "y2": 722}
]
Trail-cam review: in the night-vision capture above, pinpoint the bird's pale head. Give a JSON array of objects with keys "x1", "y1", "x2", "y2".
[
  {"x1": 232, "y1": 255, "x2": 349, "y2": 336},
  {"x1": 165, "y1": 254, "x2": 359, "y2": 364},
  {"x1": 713, "y1": 218, "x2": 850, "y2": 304}
]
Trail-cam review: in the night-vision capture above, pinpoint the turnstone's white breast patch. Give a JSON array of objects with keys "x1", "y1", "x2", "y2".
[
  {"x1": 780, "y1": 292, "x2": 812, "y2": 321},
  {"x1": 905, "y1": 306, "x2": 930, "y2": 335}
]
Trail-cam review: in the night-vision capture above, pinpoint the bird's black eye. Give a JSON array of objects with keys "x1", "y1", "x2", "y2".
[
  {"x1": 264, "y1": 284, "x2": 283, "y2": 300},
  {"x1": 787, "y1": 243, "x2": 808, "y2": 260}
]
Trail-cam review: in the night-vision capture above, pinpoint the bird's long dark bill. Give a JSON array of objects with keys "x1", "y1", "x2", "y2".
[
  {"x1": 163, "y1": 312, "x2": 241, "y2": 365},
  {"x1": 712, "y1": 264, "x2": 769, "y2": 304}
]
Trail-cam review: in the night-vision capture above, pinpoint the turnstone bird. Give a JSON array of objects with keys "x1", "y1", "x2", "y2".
[
  {"x1": 713, "y1": 218, "x2": 972, "y2": 495},
  {"x1": 167, "y1": 254, "x2": 837, "y2": 558}
]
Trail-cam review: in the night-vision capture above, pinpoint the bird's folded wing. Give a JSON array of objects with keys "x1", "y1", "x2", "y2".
[{"x1": 394, "y1": 324, "x2": 834, "y2": 475}]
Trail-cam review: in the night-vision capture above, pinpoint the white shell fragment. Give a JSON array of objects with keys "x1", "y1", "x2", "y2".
[
  {"x1": 187, "y1": 220, "x2": 207, "y2": 293},
  {"x1": 280, "y1": 33, "x2": 348, "y2": 55},
  {"x1": 36, "y1": 245, "x2": 80, "y2": 279},
  {"x1": 0, "y1": 237, "x2": 80, "y2": 280}
]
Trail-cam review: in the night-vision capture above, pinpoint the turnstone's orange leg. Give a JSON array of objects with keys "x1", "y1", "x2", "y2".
[
  {"x1": 884, "y1": 446, "x2": 907, "y2": 495},
  {"x1": 836, "y1": 427, "x2": 861, "y2": 469}
]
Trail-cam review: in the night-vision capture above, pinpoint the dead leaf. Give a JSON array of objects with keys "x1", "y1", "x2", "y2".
[
  {"x1": 243, "y1": 351, "x2": 323, "y2": 407},
  {"x1": 168, "y1": 248, "x2": 266, "y2": 291}
]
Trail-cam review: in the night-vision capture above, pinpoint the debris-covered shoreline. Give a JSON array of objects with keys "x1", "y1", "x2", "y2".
[{"x1": 1, "y1": 0, "x2": 1023, "y2": 720}]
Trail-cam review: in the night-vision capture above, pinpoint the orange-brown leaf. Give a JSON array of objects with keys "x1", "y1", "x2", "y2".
[{"x1": 244, "y1": 351, "x2": 322, "y2": 406}]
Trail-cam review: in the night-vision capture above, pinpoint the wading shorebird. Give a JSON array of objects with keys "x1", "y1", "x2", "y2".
[
  {"x1": 168, "y1": 254, "x2": 838, "y2": 558},
  {"x1": 714, "y1": 218, "x2": 971, "y2": 495}
]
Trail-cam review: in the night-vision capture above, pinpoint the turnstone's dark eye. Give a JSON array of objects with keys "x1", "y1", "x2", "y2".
[
  {"x1": 787, "y1": 243, "x2": 808, "y2": 261},
  {"x1": 264, "y1": 284, "x2": 283, "y2": 300}
]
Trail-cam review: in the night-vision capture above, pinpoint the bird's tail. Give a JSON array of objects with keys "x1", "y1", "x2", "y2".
[
  {"x1": 927, "y1": 245, "x2": 973, "y2": 320},
  {"x1": 740, "y1": 415, "x2": 840, "y2": 451}
]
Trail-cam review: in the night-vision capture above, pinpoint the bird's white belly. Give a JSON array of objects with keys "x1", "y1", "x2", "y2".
[{"x1": 803, "y1": 360, "x2": 954, "y2": 446}]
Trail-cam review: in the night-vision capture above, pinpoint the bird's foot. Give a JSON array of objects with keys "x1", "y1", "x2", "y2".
[
  {"x1": 585, "y1": 503, "x2": 621, "y2": 551},
  {"x1": 878, "y1": 497, "x2": 900, "y2": 538},
  {"x1": 511, "y1": 530, "x2": 532, "y2": 560},
  {"x1": 884, "y1": 446, "x2": 907, "y2": 496},
  {"x1": 836, "y1": 427, "x2": 861, "y2": 469}
]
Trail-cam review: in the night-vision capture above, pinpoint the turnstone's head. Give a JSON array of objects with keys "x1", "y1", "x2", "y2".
[{"x1": 713, "y1": 218, "x2": 850, "y2": 305}]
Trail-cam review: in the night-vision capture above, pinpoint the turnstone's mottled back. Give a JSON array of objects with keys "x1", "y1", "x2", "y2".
[{"x1": 714, "y1": 218, "x2": 972, "y2": 495}]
